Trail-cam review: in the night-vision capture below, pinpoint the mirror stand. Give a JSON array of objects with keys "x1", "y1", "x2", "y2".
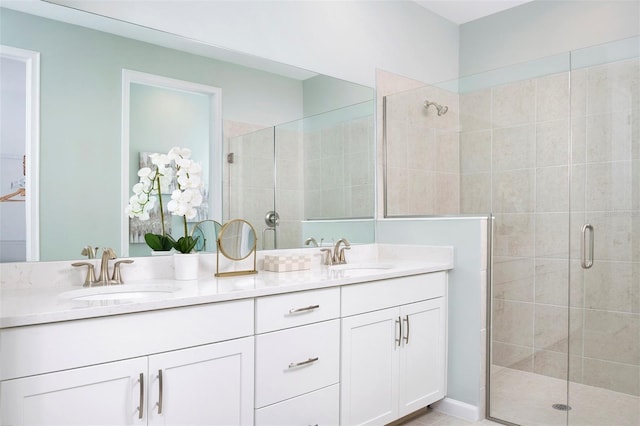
[{"x1": 215, "y1": 219, "x2": 258, "y2": 277}]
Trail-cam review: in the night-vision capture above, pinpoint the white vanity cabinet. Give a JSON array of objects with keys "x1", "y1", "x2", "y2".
[
  {"x1": 0, "y1": 300, "x2": 255, "y2": 426},
  {"x1": 254, "y1": 287, "x2": 341, "y2": 426},
  {"x1": 1, "y1": 338, "x2": 254, "y2": 425},
  {"x1": 1, "y1": 357, "x2": 147, "y2": 425},
  {"x1": 146, "y1": 337, "x2": 254, "y2": 425},
  {"x1": 0, "y1": 265, "x2": 451, "y2": 426},
  {"x1": 340, "y1": 273, "x2": 447, "y2": 426}
]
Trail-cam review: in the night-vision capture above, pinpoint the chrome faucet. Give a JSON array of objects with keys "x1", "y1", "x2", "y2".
[
  {"x1": 98, "y1": 247, "x2": 117, "y2": 285},
  {"x1": 320, "y1": 238, "x2": 351, "y2": 266},
  {"x1": 333, "y1": 238, "x2": 351, "y2": 265},
  {"x1": 72, "y1": 248, "x2": 133, "y2": 287},
  {"x1": 81, "y1": 245, "x2": 99, "y2": 259},
  {"x1": 304, "y1": 237, "x2": 318, "y2": 247}
]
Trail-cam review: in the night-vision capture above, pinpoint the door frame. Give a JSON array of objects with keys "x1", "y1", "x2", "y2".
[{"x1": 0, "y1": 45, "x2": 40, "y2": 261}]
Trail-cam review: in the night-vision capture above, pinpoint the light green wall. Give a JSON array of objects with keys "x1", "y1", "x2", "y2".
[
  {"x1": 460, "y1": 0, "x2": 640, "y2": 76},
  {"x1": 303, "y1": 74, "x2": 374, "y2": 117},
  {"x1": 0, "y1": 8, "x2": 304, "y2": 260},
  {"x1": 377, "y1": 218, "x2": 486, "y2": 407}
]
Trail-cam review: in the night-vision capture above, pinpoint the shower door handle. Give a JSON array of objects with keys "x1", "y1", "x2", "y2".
[{"x1": 581, "y1": 223, "x2": 594, "y2": 269}]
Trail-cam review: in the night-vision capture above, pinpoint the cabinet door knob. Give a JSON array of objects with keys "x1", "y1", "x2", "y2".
[
  {"x1": 288, "y1": 304, "x2": 320, "y2": 314},
  {"x1": 138, "y1": 373, "x2": 144, "y2": 420},
  {"x1": 288, "y1": 357, "x2": 319, "y2": 369}
]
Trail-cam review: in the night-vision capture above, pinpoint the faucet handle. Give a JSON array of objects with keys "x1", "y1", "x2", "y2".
[
  {"x1": 81, "y1": 246, "x2": 98, "y2": 259},
  {"x1": 320, "y1": 248, "x2": 333, "y2": 266},
  {"x1": 111, "y1": 259, "x2": 134, "y2": 284},
  {"x1": 72, "y1": 262, "x2": 97, "y2": 287}
]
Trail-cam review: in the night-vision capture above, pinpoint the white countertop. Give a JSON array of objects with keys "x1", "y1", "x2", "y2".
[{"x1": 0, "y1": 244, "x2": 453, "y2": 328}]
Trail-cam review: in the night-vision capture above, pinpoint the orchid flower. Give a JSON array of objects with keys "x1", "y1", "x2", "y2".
[{"x1": 126, "y1": 146, "x2": 204, "y2": 253}]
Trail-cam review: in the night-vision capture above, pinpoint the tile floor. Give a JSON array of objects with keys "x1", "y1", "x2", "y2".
[
  {"x1": 401, "y1": 408, "x2": 502, "y2": 426},
  {"x1": 403, "y1": 366, "x2": 640, "y2": 426},
  {"x1": 488, "y1": 367, "x2": 640, "y2": 426}
]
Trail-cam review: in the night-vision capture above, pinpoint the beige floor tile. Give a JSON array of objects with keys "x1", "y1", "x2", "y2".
[{"x1": 487, "y1": 367, "x2": 640, "y2": 425}]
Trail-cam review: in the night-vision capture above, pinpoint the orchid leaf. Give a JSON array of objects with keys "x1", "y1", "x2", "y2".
[{"x1": 144, "y1": 233, "x2": 175, "y2": 251}]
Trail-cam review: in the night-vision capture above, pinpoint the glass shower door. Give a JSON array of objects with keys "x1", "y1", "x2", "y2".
[
  {"x1": 226, "y1": 126, "x2": 276, "y2": 249},
  {"x1": 567, "y1": 36, "x2": 639, "y2": 426}
]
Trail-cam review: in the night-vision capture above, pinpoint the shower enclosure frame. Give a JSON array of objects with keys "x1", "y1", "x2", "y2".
[{"x1": 381, "y1": 34, "x2": 639, "y2": 426}]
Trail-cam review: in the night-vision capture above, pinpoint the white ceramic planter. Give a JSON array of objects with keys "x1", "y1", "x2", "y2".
[{"x1": 173, "y1": 253, "x2": 199, "y2": 280}]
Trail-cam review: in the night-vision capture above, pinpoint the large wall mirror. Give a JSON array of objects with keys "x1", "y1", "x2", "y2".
[{"x1": 0, "y1": 1, "x2": 375, "y2": 262}]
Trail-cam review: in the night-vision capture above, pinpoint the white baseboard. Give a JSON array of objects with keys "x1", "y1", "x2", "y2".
[{"x1": 431, "y1": 397, "x2": 481, "y2": 422}]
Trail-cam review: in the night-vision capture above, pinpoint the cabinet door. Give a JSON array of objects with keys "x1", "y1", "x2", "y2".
[
  {"x1": 340, "y1": 307, "x2": 399, "y2": 426},
  {"x1": 147, "y1": 336, "x2": 254, "y2": 426},
  {"x1": 398, "y1": 298, "x2": 446, "y2": 417},
  {"x1": 0, "y1": 357, "x2": 147, "y2": 426}
]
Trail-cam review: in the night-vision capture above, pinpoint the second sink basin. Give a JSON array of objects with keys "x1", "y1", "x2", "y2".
[{"x1": 60, "y1": 283, "x2": 179, "y2": 302}]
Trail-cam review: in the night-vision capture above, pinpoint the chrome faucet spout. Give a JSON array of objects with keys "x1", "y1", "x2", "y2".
[
  {"x1": 98, "y1": 248, "x2": 117, "y2": 285},
  {"x1": 304, "y1": 237, "x2": 318, "y2": 247},
  {"x1": 332, "y1": 238, "x2": 351, "y2": 265}
]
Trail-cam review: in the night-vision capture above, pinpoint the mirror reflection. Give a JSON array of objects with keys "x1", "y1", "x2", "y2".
[
  {"x1": 0, "y1": 3, "x2": 375, "y2": 262},
  {"x1": 227, "y1": 100, "x2": 375, "y2": 250},
  {"x1": 217, "y1": 219, "x2": 257, "y2": 261},
  {"x1": 191, "y1": 220, "x2": 222, "y2": 253}
]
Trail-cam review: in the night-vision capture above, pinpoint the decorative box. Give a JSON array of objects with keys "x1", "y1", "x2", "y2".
[{"x1": 263, "y1": 254, "x2": 311, "y2": 272}]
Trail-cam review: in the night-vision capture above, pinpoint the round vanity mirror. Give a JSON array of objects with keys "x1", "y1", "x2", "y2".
[
  {"x1": 215, "y1": 219, "x2": 258, "y2": 277},
  {"x1": 191, "y1": 220, "x2": 223, "y2": 253},
  {"x1": 218, "y1": 219, "x2": 256, "y2": 260}
]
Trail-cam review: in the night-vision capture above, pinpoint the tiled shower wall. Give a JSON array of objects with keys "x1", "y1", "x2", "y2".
[
  {"x1": 385, "y1": 85, "x2": 460, "y2": 216},
  {"x1": 226, "y1": 114, "x2": 374, "y2": 250},
  {"x1": 460, "y1": 57, "x2": 639, "y2": 396},
  {"x1": 225, "y1": 123, "x2": 277, "y2": 249},
  {"x1": 303, "y1": 115, "x2": 375, "y2": 221},
  {"x1": 275, "y1": 125, "x2": 304, "y2": 249}
]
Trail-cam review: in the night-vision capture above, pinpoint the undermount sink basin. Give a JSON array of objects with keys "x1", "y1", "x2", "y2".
[
  {"x1": 60, "y1": 283, "x2": 179, "y2": 302},
  {"x1": 329, "y1": 263, "x2": 394, "y2": 272}
]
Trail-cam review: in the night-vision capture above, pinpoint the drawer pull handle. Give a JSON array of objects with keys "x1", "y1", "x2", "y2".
[
  {"x1": 403, "y1": 315, "x2": 410, "y2": 344},
  {"x1": 138, "y1": 372, "x2": 144, "y2": 420},
  {"x1": 157, "y1": 369, "x2": 163, "y2": 414},
  {"x1": 288, "y1": 304, "x2": 320, "y2": 314},
  {"x1": 288, "y1": 357, "x2": 319, "y2": 369}
]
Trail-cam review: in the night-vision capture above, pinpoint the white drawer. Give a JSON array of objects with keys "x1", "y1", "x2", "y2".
[
  {"x1": 255, "y1": 384, "x2": 339, "y2": 426},
  {"x1": 256, "y1": 287, "x2": 340, "y2": 333},
  {"x1": 255, "y1": 319, "x2": 339, "y2": 408},
  {"x1": 341, "y1": 272, "x2": 446, "y2": 317}
]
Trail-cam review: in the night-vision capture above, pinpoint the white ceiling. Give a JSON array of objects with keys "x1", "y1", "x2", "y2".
[{"x1": 414, "y1": 0, "x2": 534, "y2": 24}]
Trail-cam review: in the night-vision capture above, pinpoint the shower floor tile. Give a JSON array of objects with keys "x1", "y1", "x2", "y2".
[{"x1": 489, "y1": 366, "x2": 640, "y2": 425}]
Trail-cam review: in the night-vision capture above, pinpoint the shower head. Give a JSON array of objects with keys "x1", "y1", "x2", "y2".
[{"x1": 424, "y1": 100, "x2": 448, "y2": 116}]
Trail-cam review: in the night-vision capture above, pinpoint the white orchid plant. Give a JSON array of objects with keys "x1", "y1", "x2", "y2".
[{"x1": 126, "y1": 147, "x2": 203, "y2": 253}]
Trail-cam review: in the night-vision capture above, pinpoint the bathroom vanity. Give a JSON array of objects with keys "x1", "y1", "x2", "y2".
[{"x1": 0, "y1": 244, "x2": 452, "y2": 425}]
